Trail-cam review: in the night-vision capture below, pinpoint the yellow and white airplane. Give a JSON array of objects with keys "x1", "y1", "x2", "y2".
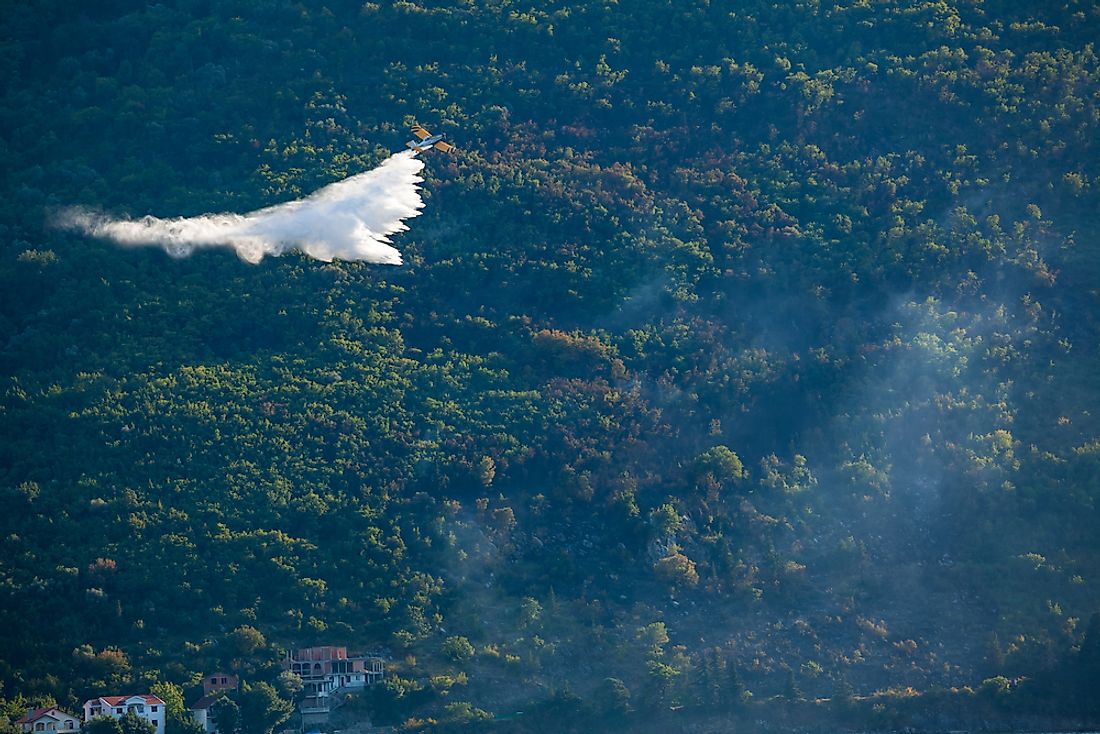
[{"x1": 406, "y1": 125, "x2": 455, "y2": 154}]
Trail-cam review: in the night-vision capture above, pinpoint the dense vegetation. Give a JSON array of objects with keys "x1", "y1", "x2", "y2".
[{"x1": 2, "y1": 0, "x2": 1100, "y2": 730}]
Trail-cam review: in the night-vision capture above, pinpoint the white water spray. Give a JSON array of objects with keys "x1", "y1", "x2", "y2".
[{"x1": 59, "y1": 151, "x2": 426, "y2": 265}]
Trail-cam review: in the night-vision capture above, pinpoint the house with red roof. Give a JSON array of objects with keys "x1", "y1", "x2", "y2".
[
  {"x1": 82, "y1": 695, "x2": 166, "y2": 734},
  {"x1": 14, "y1": 708, "x2": 81, "y2": 734}
]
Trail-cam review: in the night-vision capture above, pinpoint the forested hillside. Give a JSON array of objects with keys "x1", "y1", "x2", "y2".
[{"x1": 2, "y1": 0, "x2": 1100, "y2": 730}]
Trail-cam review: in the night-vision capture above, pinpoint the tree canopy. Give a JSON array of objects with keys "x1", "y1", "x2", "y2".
[{"x1": 2, "y1": 0, "x2": 1100, "y2": 730}]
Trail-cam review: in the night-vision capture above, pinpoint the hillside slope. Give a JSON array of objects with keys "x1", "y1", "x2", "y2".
[{"x1": 2, "y1": 0, "x2": 1100, "y2": 729}]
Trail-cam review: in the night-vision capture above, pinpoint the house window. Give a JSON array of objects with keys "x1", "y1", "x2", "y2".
[
  {"x1": 151, "y1": 707, "x2": 158, "y2": 713},
  {"x1": 115, "y1": 709, "x2": 123, "y2": 715},
  {"x1": 220, "y1": 678, "x2": 227, "y2": 685},
  {"x1": 65, "y1": 723, "x2": 74, "y2": 730},
  {"x1": 35, "y1": 724, "x2": 44, "y2": 731}
]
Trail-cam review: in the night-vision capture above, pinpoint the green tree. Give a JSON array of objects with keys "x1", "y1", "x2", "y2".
[
  {"x1": 642, "y1": 661, "x2": 680, "y2": 710},
  {"x1": 477, "y1": 456, "x2": 496, "y2": 487},
  {"x1": 695, "y1": 445, "x2": 745, "y2": 483},
  {"x1": 226, "y1": 626, "x2": 266, "y2": 659},
  {"x1": 118, "y1": 713, "x2": 154, "y2": 734},
  {"x1": 275, "y1": 671, "x2": 303, "y2": 701},
  {"x1": 655, "y1": 551, "x2": 700, "y2": 588},
  {"x1": 441, "y1": 636, "x2": 475, "y2": 662},
  {"x1": 440, "y1": 702, "x2": 491, "y2": 725},
  {"x1": 150, "y1": 683, "x2": 186, "y2": 721},
  {"x1": 725, "y1": 662, "x2": 749, "y2": 709},
  {"x1": 648, "y1": 504, "x2": 683, "y2": 536},
  {"x1": 691, "y1": 648, "x2": 723, "y2": 709},
  {"x1": 209, "y1": 698, "x2": 240, "y2": 734},
  {"x1": 150, "y1": 684, "x2": 204, "y2": 734},
  {"x1": 593, "y1": 677, "x2": 631, "y2": 718},
  {"x1": 979, "y1": 675, "x2": 1011, "y2": 701},
  {"x1": 82, "y1": 719, "x2": 123, "y2": 734},
  {"x1": 519, "y1": 597, "x2": 543, "y2": 629},
  {"x1": 236, "y1": 683, "x2": 292, "y2": 734},
  {"x1": 636, "y1": 622, "x2": 670, "y2": 658}
]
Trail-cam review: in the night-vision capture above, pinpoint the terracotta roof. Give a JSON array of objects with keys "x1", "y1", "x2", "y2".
[
  {"x1": 84, "y1": 695, "x2": 166, "y2": 707},
  {"x1": 15, "y1": 709, "x2": 67, "y2": 726},
  {"x1": 189, "y1": 696, "x2": 220, "y2": 710}
]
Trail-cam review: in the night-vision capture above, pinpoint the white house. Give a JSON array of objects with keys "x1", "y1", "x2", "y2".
[
  {"x1": 14, "y1": 708, "x2": 81, "y2": 734},
  {"x1": 187, "y1": 695, "x2": 219, "y2": 734},
  {"x1": 82, "y1": 695, "x2": 166, "y2": 734}
]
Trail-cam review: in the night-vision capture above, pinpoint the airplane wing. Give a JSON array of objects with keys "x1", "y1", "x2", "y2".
[
  {"x1": 433, "y1": 140, "x2": 455, "y2": 153},
  {"x1": 411, "y1": 125, "x2": 432, "y2": 140}
]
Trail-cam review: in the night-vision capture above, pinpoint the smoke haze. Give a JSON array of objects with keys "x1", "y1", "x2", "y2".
[{"x1": 59, "y1": 151, "x2": 426, "y2": 265}]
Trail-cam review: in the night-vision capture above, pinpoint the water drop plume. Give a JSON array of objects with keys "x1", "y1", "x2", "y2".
[{"x1": 58, "y1": 151, "x2": 426, "y2": 265}]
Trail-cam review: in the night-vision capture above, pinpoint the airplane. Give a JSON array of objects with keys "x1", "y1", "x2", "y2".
[{"x1": 406, "y1": 125, "x2": 455, "y2": 154}]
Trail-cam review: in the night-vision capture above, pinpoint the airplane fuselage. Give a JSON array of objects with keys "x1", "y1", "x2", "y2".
[
  {"x1": 406, "y1": 125, "x2": 455, "y2": 154},
  {"x1": 407, "y1": 133, "x2": 445, "y2": 152}
]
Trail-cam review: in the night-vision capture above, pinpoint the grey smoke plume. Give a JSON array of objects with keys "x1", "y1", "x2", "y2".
[{"x1": 59, "y1": 151, "x2": 426, "y2": 265}]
